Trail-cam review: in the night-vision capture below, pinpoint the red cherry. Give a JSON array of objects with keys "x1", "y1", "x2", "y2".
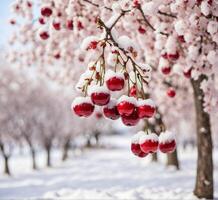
[
  {"x1": 39, "y1": 17, "x2": 46, "y2": 25},
  {"x1": 208, "y1": 0, "x2": 213, "y2": 5},
  {"x1": 52, "y1": 21, "x2": 61, "y2": 30},
  {"x1": 91, "y1": 93, "x2": 110, "y2": 106},
  {"x1": 167, "y1": 87, "x2": 176, "y2": 98},
  {"x1": 167, "y1": 51, "x2": 180, "y2": 60},
  {"x1": 66, "y1": 20, "x2": 73, "y2": 30},
  {"x1": 161, "y1": 53, "x2": 168, "y2": 59},
  {"x1": 103, "y1": 99, "x2": 120, "y2": 120},
  {"x1": 72, "y1": 97, "x2": 95, "y2": 117},
  {"x1": 159, "y1": 140, "x2": 176, "y2": 153},
  {"x1": 106, "y1": 76, "x2": 125, "y2": 91},
  {"x1": 54, "y1": 53, "x2": 60, "y2": 59},
  {"x1": 133, "y1": 0, "x2": 140, "y2": 8},
  {"x1": 77, "y1": 21, "x2": 84, "y2": 30},
  {"x1": 138, "y1": 26, "x2": 146, "y2": 34},
  {"x1": 90, "y1": 86, "x2": 110, "y2": 106},
  {"x1": 138, "y1": 99, "x2": 156, "y2": 119},
  {"x1": 57, "y1": 12, "x2": 62, "y2": 17},
  {"x1": 41, "y1": 7, "x2": 53, "y2": 17},
  {"x1": 121, "y1": 109, "x2": 140, "y2": 126},
  {"x1": 39, "y1": 31, "x2": 49, "y2": 40},
  {"x1": 117, "y1": 96, "x2": 136, "y2": 116},
  {"x1": 183, "y1": 68, "x2": 192, "y2": 78},
  {"x1": 131, "y1": 132, "x2": 148, "y2": 157},
  {"x1": 139, "y1": 133, "x2": 159, "y2": 153},
  {"x1": 88, "y1": 41, "x2": 98, "y2": 50},
  {"x1": 130, "y1": 85, "x2": 137, "y2": 98},
  {"x1": 178, "y1": 35, "x2": 185, "y2": 43},
  {"x1": 161, "y1": 66, "x2": 171, "y2": 75},
  {"x1": 27, "y1": 1, "x2": 32, "y2": 7},
  {"x1": 159, "y1": 131, "x2": 176, "y2": 153},
  {"x1": 131, "y1": 143, "x2": 148, "y2": 157}
]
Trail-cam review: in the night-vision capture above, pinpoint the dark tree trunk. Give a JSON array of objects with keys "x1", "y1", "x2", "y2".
[
  {"x1": 46, "y1": 146, "x2": 51, "y2": 167},
  {"x1": 30, "y1": 148, "x2": 37, "y2": 170},
  {"x1": 86, "y1": 137, "x2": 92, "y2": 148},
  {"x1": 151, "y1": 153, "x2": 158, "y2": 162},
  {"x1": 191, "y1": 75, "x2": 213, "y2": 199},
  {"x1": 3, "y1": 155, "x2": 10, "y2": 175},
  {"x1": 62, "y1": 139, "x2": 71, "y2": 161},
  {"x1": 0, "y1": 143, "x2": 11, "y2": 175},
  {"x1": 94, "y1": 131, "x2": 100, "y2": 146},
  {"x1": 167, "y1": 148, "x2": 179, "y2": 170}
]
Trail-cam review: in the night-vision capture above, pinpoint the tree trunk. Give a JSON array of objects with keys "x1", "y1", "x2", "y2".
[
  {"x1": 3, "y1": 155, "x2": 10, "y2": 175},
  {"x1": 86, "y1": 137, "x2": 92, "y2": 148},
  {"x1": 62, "y1": 139, "x2": 70, "y2": 161},
  {"x1": 167, "y1": 148, "x2": 179, "y2": 170},
  {"x1": 151, "y1": 153, "x2": 158, "y2": 162},
  {"x1": 46, "y1": 146, "x2": 51, "y2": 167},
  {"x1": 191, "y1": 75, "x2": 213, "y2": 199},
  {"x1": 0, "y1": 143, "x2": 11, "y2": 175},
  {"x1": 94, "y1": 131, "x2": 100, "y2": 146},
  {"x1": 30, "y1": 148, "x2": 37, "y2": 170}
]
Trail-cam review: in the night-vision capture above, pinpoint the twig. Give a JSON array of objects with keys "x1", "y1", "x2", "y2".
[
  {"x1": 82, "y1": 0, "x2": 112, "y2": 11},
  {"x1": 158, "y1": 11, "x2": 177, "y2": 18},
  {"x1": 137, "y1": 5, "x2": 169, "y2": 36}
]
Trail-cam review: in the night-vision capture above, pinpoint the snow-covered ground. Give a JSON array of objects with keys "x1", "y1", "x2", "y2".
[{"x1": 0, "y1": 134, "x2": 217, "y2": 199}]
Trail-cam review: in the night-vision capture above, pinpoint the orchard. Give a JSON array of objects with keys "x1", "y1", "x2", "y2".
[{"x1": 1, "y1": 0, "x2": 217, "y2": 199}]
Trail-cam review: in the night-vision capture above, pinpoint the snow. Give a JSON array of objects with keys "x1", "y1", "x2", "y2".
[
  {"x1": 159, "y1": 131, "x2": 176, "y2": 144},
  {"x1": 117, "y1": 35, "x2": 136, "y2": 51},
  {"x1": 71, "y1": 97, "x2": 93, "y2": 107},
  {"x1": 0, "y1": 135, "x2": 218, "y2": 199},
  {"x1": 139, "y1": 133, "x2": 159, "y2": 144},
  {"x1": 117, "y1": 95, "x2": 137, "y2": 105},
  {"x1": 201, "y1": 1, "x2": 211, "y2": 16},
  {"x1": 105, "y1": 69, "x2": 124, "y2": 81},
  {"x1": 131, "y1": 131, "x2": 145, "y2": 144},
  {"x1": 104, "y1": 98, "x2": 117, "y2": 109},
  {"x1": 137, "y1": 99, "x2": 155, "y2": 107},
  {"x1": 88, "y1": 85, "x2": 110, "y2": 95},
  {"x1": 81, "y1": 36, "x2": 99, "y2": 50}
]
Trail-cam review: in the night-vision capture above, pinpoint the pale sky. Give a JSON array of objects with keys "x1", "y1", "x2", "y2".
[{"x1": 0, "y1": 0, "x2": 14, "y2": 46}]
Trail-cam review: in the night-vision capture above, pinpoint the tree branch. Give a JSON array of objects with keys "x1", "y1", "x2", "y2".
[
  {"x1": 158, "y1": 11, "x2": 177, "y2": 18},
  {"x1": 137, "y1": 5, "x2": 169, "y2": 36},
  {"x1": 82, "y1": 0, "x2": 112, "y2": 11}
]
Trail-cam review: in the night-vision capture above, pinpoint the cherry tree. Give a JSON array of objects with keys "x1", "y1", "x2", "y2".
[{"x1": 8, "y1": 0, "x2": 218, "y2": 198}]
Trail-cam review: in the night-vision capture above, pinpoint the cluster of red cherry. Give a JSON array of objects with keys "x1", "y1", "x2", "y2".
[
  {"x1": 71, "y1": 69, "x2": 155, "y2": 126},
  {"x1": 159, "y1": 45, "x2": 192, "y2": 99},
  {"x1": 38, "y1": 6, "x2": 82, "y2": 41},
  {"x1": 131, "y1": 131, "x2": 176, "y2": 158}
]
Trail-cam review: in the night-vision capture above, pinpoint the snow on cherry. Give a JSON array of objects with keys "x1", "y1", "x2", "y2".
[{"x1": 131, "y1": 130, "x2": 176, "y2": 158}]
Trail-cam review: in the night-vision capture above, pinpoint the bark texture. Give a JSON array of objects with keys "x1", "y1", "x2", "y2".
[
  {"x1": 166, "y1": 149, "x2": 179, "y2": 169},
  {"x1": 191, "y1": 75, "x2": 213, "y2": 199},
  {"x1": 62, "y1": 139, "x2": 71, "y2": 161}
]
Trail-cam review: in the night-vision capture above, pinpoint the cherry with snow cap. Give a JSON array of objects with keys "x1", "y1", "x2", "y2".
[
  {"x1": 117, "y1": 95, "x2": 137, "y2": 116},
  {"x1": 159, "y1": 131, "x2": 176, "y2": 153},
  {"x1": 71, "y1": 97, "x2": 95, "y2": 117},
  {"x1": 139, "y1": 133, "x2": 159, "y2": 154},
  {"x1": 89, "y1": 85, "x2": 110, "y2": 106}
]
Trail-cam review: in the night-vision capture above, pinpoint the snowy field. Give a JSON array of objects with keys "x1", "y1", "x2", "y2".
[{"x1": 0, "y1": 135, "x2": 217, "y2": 200}]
